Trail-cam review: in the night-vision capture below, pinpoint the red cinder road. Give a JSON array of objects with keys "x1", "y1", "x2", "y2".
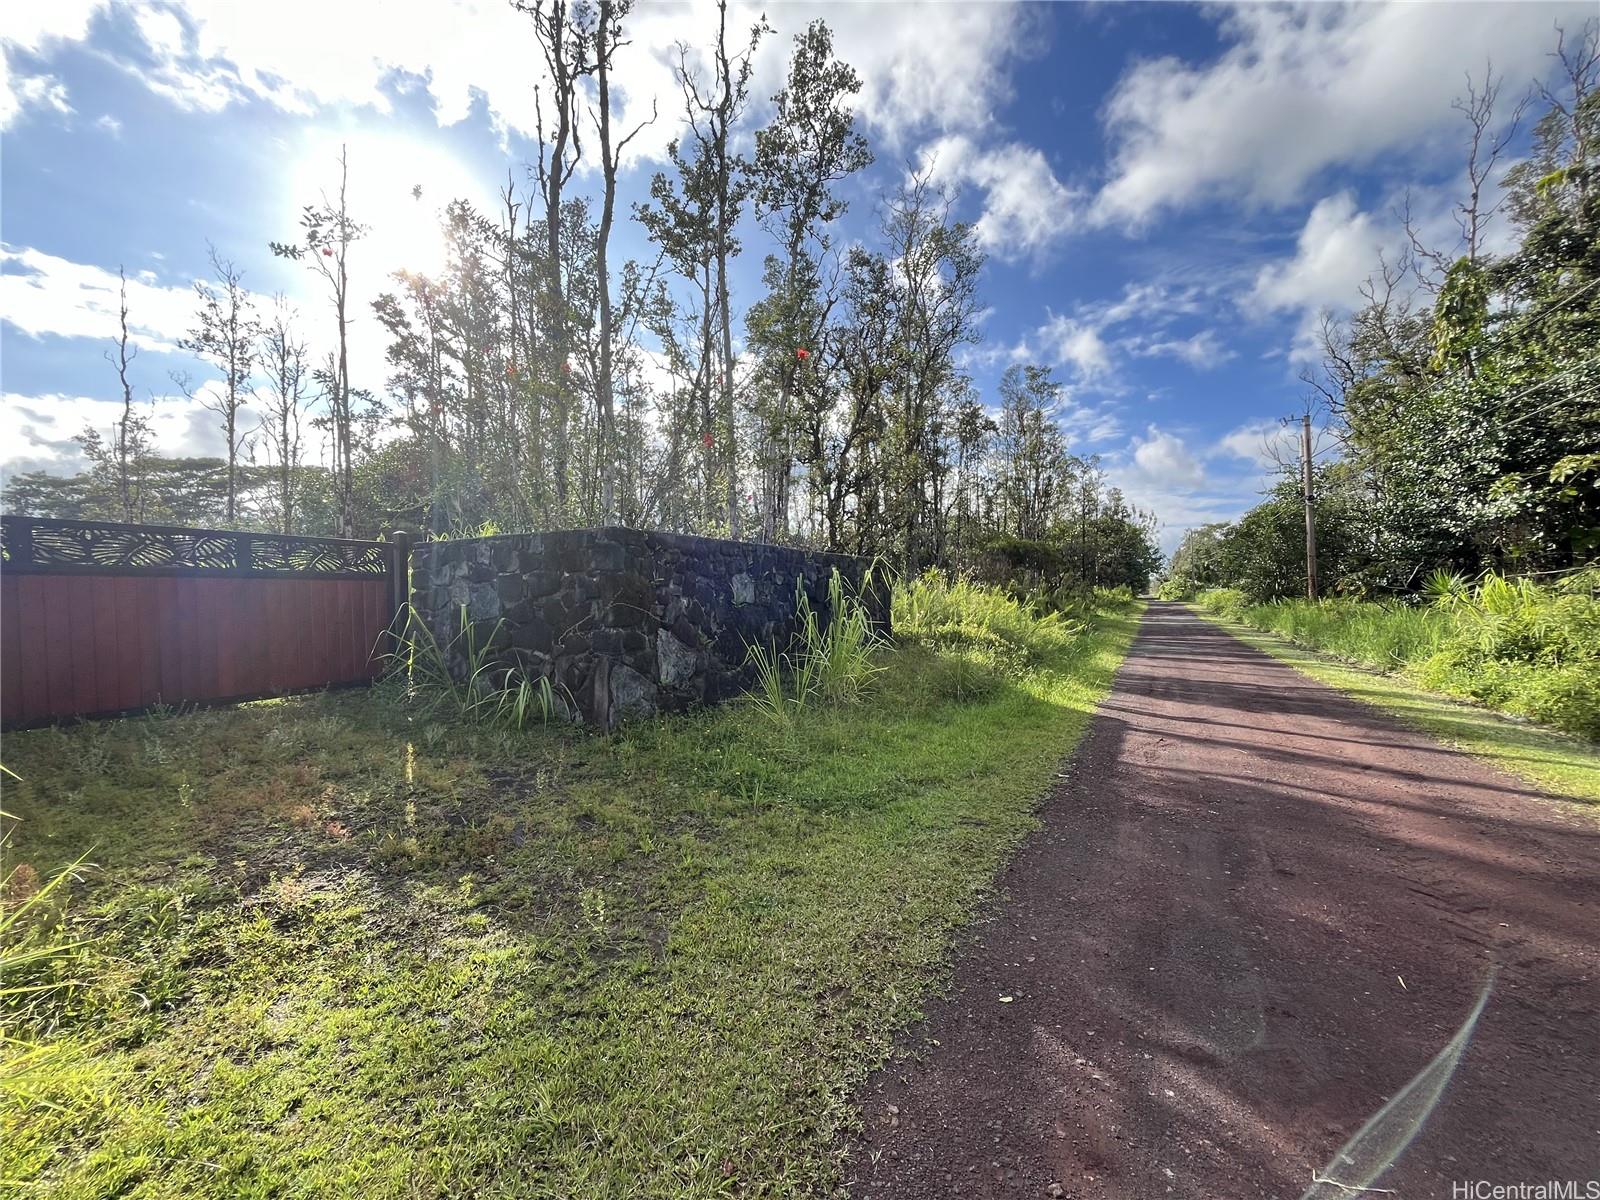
[{"x1": 852, "y1": 603, "x2": 1599, "y2": 1200}]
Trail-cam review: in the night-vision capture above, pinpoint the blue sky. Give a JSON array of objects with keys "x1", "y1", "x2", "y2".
[{"x1": 2, "y1": 1, "x2": 1588, "y2": 548}]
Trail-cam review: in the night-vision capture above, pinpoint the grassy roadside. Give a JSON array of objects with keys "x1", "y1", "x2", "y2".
[
  {"x1": 2, "y1": 596, "x2": 1142, "y2": 1198},
  {"x1": 1188, "y1": 606, "x2": 1600, "y2": 808}
]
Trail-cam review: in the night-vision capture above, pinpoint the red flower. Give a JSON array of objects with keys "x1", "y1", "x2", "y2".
[
  {"x1": 321, "y1": 247, "x2": 334, "y2": 257},
  {"x1": 505, "y1": 364, "x2": 517, "y2": 378},
  {"x1": 795, "y1": 347, "x2": 809, "y2": 361},
  {"x1": 702, "y1": 432, "x2": 715, "y2": 449},
  {"x1": 562, "y1": 361, "x2": 572, "y2": 374}
]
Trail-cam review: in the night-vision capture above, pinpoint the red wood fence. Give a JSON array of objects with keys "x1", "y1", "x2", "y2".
[{"x1": 1, "y1": 517, "x2": 406, "y2": 728}]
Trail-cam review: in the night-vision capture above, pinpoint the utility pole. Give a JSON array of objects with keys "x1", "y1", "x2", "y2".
[{"x1": 1301, "y1": 413, "x2": 1318, "y2": 601}]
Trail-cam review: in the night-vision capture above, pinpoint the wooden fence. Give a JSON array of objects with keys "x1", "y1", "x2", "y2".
[{"x1": 1, "y1": 517, "x2": 407, "y2": 728}]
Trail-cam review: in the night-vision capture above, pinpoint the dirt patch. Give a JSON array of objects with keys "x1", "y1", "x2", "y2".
[{"x1": 850, "y1": 602, "x2": 1600, "y2": 1199}]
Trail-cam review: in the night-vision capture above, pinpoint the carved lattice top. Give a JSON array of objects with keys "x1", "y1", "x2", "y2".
[{"x1": 1, "y1": 517, "x2": 390, "y2": 577}]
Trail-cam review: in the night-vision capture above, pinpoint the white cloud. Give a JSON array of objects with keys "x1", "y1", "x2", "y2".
[
  {"x1": 1104, "y1": 425, "x2": 1249, "y2": 554},
  {"x1": 1, "y1": 63, "x2": 73, "y2": 130},
  {"x1": 1093, "y1": 2, "x2": 1592, "y2": 226},
  {"x1": 1054, "y1": 400, "x2": 1123, "y2": 447},
  {"x1": 0, "y1": 244, "x2": 196, "y2": 352},
  {"x1": 1216, "y1": 419, "x2": 1299, "y2": 473},
  {"x1": 919, "y1": 134, "x2": 1082, "y2": 261},
  {"x1": 1250, "y1": 192, "x2": 1389, "y2": 319},
  {"x1": 1131, "y1": 329, "x2": 1234, "y2": 371},
  {"x1": 9, "y1": 1, "x2": 1033, "y2": 166},
  {"x1": 0, "y1": 388, "x2": 253, "y2": 477},
  {"x1": 1130, "y1": 424, "x2": 1205, "y2": 489},
  {"x1": 0, "y1": 0, "x2": 101, "y2": 54},
  {"x1": 0, "y1": 0, "x2": 98, "y2": 128},
  {"x1": 1035, "y1": 313, "x2": 1112, "y2": 380},
  {"x1": 1002, "y1": 280, "x2": 1228, "y2": 382}
]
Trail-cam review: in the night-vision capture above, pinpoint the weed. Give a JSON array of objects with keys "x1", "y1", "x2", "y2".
[
  {"x1": 387, "y1": 604, "x2": 567, "y2": 730},
  {"x1": 745, "y1": 568, "x2": 885, "y2": 724},
  {"x1": 1194, "y1": 571, "x2": 1600, "y2": 739}
]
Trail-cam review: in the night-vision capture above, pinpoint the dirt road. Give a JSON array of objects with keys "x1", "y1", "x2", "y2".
[{"x1": 852, "y1": 603, "x2": 1599, "y2": 1200}]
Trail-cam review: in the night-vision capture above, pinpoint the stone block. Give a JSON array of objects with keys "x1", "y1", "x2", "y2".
[
  {"x1": 657, "y1": 628, "x2": 698, "y2": 688},
  {"x1": 467, "y1": 581, "x2": 500, "y2": 622},
  {"x1": 608, "y1": 662, "x2": 657, "y2": 723}
]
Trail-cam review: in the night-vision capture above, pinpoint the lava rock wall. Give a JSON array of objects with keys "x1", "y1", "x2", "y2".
[{"x1": 410, "y1": 527, "x2": 888, "y2": 727}]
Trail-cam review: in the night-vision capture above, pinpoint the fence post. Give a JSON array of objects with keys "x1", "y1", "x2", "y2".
[{"x1": 389, "y1": 529, "x2": 412, "y2": 652}]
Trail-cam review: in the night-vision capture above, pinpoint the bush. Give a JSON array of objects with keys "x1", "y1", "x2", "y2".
[
  {"x1": 1156, "y1": 575, "x2": 1198, "y2": 601},
  {"x1": 746, "y1": 568, "x2": 886, "y2": 724},
  {"x1": 1195, "y1": 571, "x2": 1600, "y2": 739},
  {"x1": 1193, "y1": 587, "x2": 1250, "y2": 623},
  {"x1": 894, "y1": 572, "x2": 1084, "y2": 666}
]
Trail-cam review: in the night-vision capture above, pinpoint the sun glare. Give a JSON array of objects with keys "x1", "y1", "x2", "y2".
[{"x1": 287, "y1": 130, "x2": 484, "y2": 283}]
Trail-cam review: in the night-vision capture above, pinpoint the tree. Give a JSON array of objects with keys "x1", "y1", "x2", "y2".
[
  {"x1": 747, "y1": 19, "x2": 870, "y2": 539},
  {"x1": 271, "y1": 144, "x2": 367, "y2": 537},
  {"x1": 1219, "y1": 470, "x2": 1370, "y2": 601},
  {"x1": 258, "y1": 296, "x2": 312, "y2": 534},
  {"x1": 636, "y1": 109, "x2": 724, "y2": 530},
  {"x1": 1167, "y1": 523, "x2": 1231, "y2": 588},
  {"x1": 993, "y1": 364, "x2": 1070, "y2": 541},
  {"x1": 519, "y1": 0, "x2": 594, "y2": 520},
  {"x1": 1300, "y1": 23, "x2": 1600, "y2": 586},
  {"x1": 879, "y1": 173, "x2": 984, "y2": 569},
  {"x1": 177, "y1": 246, "x2": 259, "y2": 524},
  {"x1": 592, "y1": 0, "x2": 654, "y2": 521},
  {"x1": 100, "y1": 265, "x2": 152, "y2": 522},
  {"x1": 676, "y1": 0, "x2": 767, "y2": 535}
]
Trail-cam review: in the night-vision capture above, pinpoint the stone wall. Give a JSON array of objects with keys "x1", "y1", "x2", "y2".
[{"x1": 410, "y1": 527, "x2": 889, "y2": 727}]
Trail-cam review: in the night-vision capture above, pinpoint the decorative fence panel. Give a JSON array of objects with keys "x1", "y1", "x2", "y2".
[{"x1": 1, "y1": 517, "x2": 403, "y2": 728}]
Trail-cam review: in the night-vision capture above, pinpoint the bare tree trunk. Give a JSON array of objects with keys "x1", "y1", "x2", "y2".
[
  {"x1": 712, "y1": 0, "x2": 741, "y2": 537},
  {"x1": 112, "y1": 266, "x2": 138, "y2": 523},
  {"x1": 522, "y1": 0, "x2": 590, "y2": 520}
]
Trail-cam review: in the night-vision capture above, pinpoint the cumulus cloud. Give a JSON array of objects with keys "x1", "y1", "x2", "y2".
[
  {"x1": 0, "y1": 388, "x2": 258, "y2": 476},
  {"x1": 1035, "y1": 313, "x2": 1112, "y2": 380},
  {"x1": 0, "y1": 0, "x2": 98, "y2": 128},
  {"x1": 1093, "y1": 1, "x2": 1591, "y2": 226},
  {"x1": 1216, "y1": 419, "x2": 1299, "y2": 473},
  {"x1": 0, "y1": 244, "x2": 196, "y2": 352},
  {"x1": 919, "y1": 134, "x2": 1082, "y2": 261},
  {"x1": 1, "y1": 65, "x2": 73, "y2": 130},
  {"x1": 1103, "y1": 422, "x2": 1287, "y2": 553},
  {"x1": 1129, "y1": 424, "x2": 1205, "y2": 489},
  {"x1": 1001, "y1": 280, "x2": 1237, "y2": 384},
  {"x1": 7, "y1": 1, "x2": 1035, "y2": 165},
  {"x1": 1249, "y1": 192, "x2": 1390, "y2": 320}
]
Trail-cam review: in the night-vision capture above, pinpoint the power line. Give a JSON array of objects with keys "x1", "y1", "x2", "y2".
[{"x1": 1494, "y1": 381, "x2": 1600, "y2": 432}]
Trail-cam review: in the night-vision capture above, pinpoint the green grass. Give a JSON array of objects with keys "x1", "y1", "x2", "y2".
[
  {"x1": 1189, "y1": 607, "x2": 1600, "y2": 808},
  {"x1": 1, "y1": 594, "x2": 1142, "y2": 1198},
  {"x1": 1191, "y1": 576, "x2": 1600, "y2": 740}
]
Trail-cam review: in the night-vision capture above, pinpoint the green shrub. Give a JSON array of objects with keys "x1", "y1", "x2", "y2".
[
  {"x1": 746, "y1": 568, "x2": 886, "y2": 724},
  {"x1": 1194, "y1": 587, "x2": 1251, "y2": 623},
  {"x1": 386, "y1": 605, "x2": 565, "y2": 729},
  {"x1": 894, "y1": 572, "x2": 1084, "y2": 665},
  {"x1": 1156, "y1": 575, "x2": 1198, "y2": 601},
  {"x1": 1194, "y1": 570, "x2": 1600, "y2": 739}
]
